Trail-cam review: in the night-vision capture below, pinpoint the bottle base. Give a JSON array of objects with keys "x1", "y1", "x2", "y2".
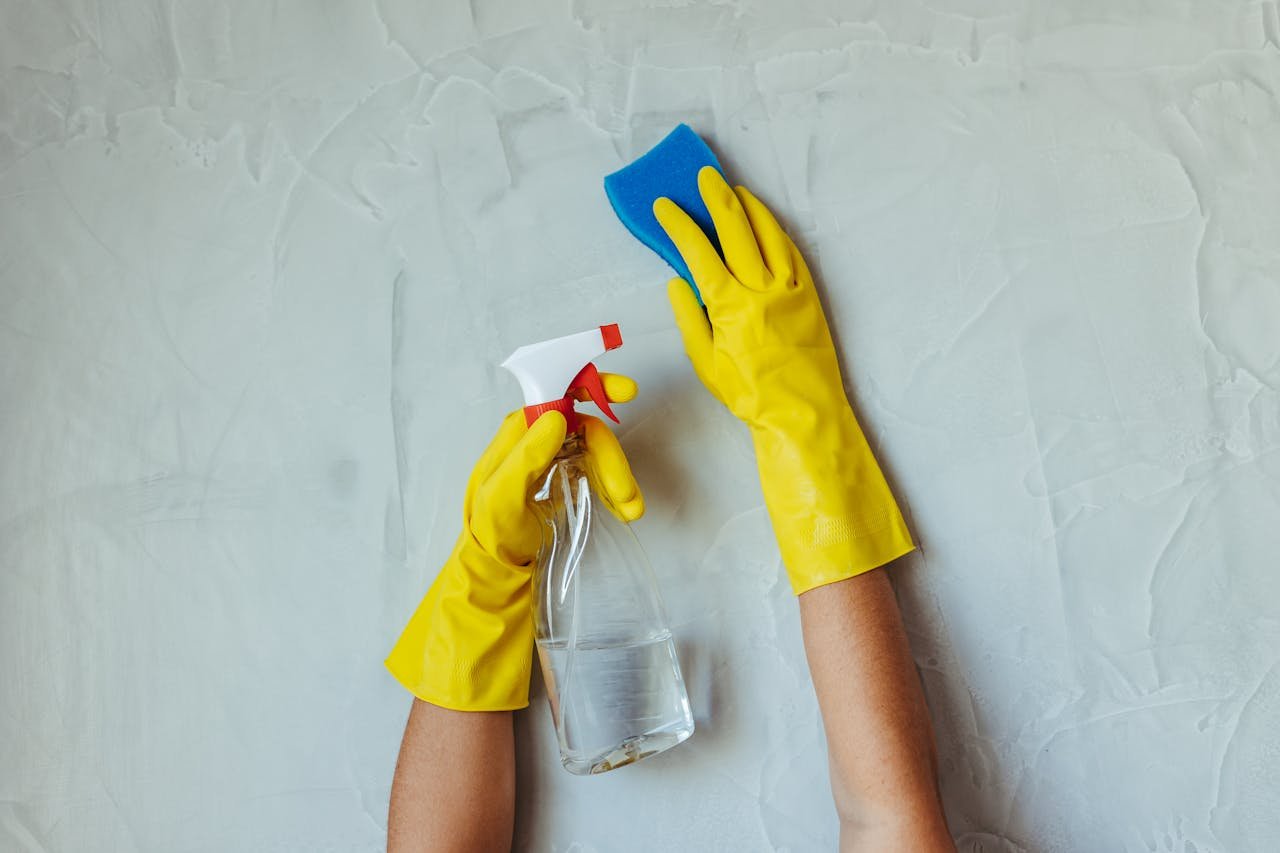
[{"x1": 562, "y1": 724, "x2": 694, "y2": 775}]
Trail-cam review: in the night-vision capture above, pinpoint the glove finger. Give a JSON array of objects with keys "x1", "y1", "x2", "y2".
[
  {"x1": 698, "y1": 166, "x2": 768, "y2": 290},
  {"x1": 581, "y1": 414, "x2": 645, "y2": 522},
  {"x1": 572, "y1": 372, "x2": 637, "y2": 405},
  {"x1": 465, "y1": 410, "x2": 527, "y2": 511},
  {"x1": 609, "y1": 491, "x2": 646, "y2": 524},
  {"x1": 476, "y1": 410, "x2": 568, "y2": 550},
  {"x1": 667, "y1": 278, "x2": 720, "y2": 399},
  {"x1": 653, "y1": 196, "x2": 731, "y2": 305},
  {"x1": 734, "y1": 185, "x2": 796, "y2": 286},
  {"x1": 791, "y1": 240, "x2": 817, "y2": 289}
]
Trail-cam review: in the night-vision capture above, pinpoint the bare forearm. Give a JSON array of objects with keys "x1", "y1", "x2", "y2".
[
  {"x1": 387, "y1": 700, "x2": 515, "y2": 853},
  {"x1": 799, "y1": 567, "x2": 952, "y2": 851}
]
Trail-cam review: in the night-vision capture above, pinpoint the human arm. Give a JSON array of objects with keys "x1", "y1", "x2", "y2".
[
  {"x1": 384, "y1": 378, "x2": 644, "y2": 852},
  {"x1": 388, "y1": 703, "x2": 516, "y2": 853},
  {"x1": 801, "y1": 570, "x2": 952, "y2": 850},
  {"x1": 655, "y1": 167, "x2": 951, "y2": 849}
]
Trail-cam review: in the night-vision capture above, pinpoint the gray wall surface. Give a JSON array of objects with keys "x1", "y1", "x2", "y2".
[{"x1": 3, "y1": 1, "x2": 1279, "y2": 851}]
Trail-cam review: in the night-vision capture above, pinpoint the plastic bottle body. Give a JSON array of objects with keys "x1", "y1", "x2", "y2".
[{"x1": 532, "y1": 435, "x2": 694, "y2": 774}]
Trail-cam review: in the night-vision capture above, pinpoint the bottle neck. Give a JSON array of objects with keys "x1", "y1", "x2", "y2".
[
  {"x1": 555, "y1": 431, "x2": 587, "y2": 462},
  {"x1": 532, "y1": 431, "x2": 587, "y2": 505}
]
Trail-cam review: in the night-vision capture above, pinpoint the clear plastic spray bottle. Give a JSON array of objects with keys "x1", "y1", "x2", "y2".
[{"x1": 502, "y1": 324, "x2": 695, "y2": 774}]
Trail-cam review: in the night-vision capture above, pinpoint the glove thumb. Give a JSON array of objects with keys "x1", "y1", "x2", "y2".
[
  {"x1": 473, "y1": 410, "x2": 567, "y2": 564},
  {"x1": 667, "y1": 277, "x2": 720, "y2": 400}
]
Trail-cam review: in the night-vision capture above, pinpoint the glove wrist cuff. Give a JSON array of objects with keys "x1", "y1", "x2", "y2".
[
  {"x1": 384, "y1": 535, "x2": 536, "y2": 710},
  {"x1": 748, "y1": 415, "x2": 915, "y2": 595}
]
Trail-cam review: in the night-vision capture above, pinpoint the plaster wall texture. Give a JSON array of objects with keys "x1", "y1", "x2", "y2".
[{"x1": 3, "y1": 2, "x2": 1279, "y2": 851}]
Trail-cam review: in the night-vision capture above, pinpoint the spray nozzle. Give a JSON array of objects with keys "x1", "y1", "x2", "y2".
[{"x1": 501, "y1": 324, "x2": 624, "y2": 431}]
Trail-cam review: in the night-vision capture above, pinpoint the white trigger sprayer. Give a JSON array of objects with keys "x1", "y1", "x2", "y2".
[{"x1": 502, "y1": 324, "x2": 622, "y2": 430}]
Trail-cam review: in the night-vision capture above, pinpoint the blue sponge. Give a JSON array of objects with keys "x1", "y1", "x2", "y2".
[{"x1": 604, "y1": 124, "x2": 724, "y2": 304}]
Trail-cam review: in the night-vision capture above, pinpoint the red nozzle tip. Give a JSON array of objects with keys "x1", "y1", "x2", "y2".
[{"x1": 600, "y1": 323, "x2": 622, "y2": 351}]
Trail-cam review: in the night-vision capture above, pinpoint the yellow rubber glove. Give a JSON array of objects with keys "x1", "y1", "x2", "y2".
[
  {"x1": 385, "y1": 374, "x2": 644, "y2": 710},
  {"x1": 655, "y1": 167, "x2": 914, "y2": 594}
]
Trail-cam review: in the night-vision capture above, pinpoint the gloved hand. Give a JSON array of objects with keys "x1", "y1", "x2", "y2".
[
  {"x1": 385, "y1": 374, "x2": 643, "y2": 710},
  {"x1": 655, "y1": 167, "x2": 914, "y2": 594}
]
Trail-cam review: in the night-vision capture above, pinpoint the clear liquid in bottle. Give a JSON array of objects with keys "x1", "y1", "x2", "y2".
[{"x1": 532, "y1": 435, "x2": 694, "y2": 774}]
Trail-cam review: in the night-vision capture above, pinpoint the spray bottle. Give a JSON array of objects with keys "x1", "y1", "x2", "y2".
[{"x1": 502, "y1": 324, "x2": 695, "y2": 774}]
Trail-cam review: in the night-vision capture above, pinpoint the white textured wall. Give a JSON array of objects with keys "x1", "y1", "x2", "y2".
[{"x1": 3, "y1": 2, "x2": 1279, "y2": 851}]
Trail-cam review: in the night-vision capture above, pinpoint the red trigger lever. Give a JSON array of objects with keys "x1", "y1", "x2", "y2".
[{"x1": 570, "y1": 363, "x2": 619, "y2": 423}]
